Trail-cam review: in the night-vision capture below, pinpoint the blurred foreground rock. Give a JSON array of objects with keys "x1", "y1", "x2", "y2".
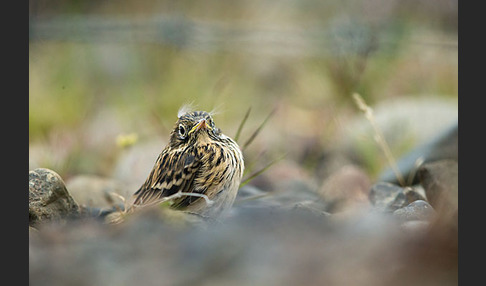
[
  {"x1": 29, "y1": 205, "x2": 457, "y2": 286},
  {"x1": 29, "y1": 168, "x2": 80, "y2": 226},
  {"x1": 418, "y1": 160, "x2": 458, "y2": 208},
  {"x1": 29, "y1": 153, "x2": 457, "y2": 286},
  {"x1": 368, "y1": 182, "x2": 425, "y2": 213},
  {"x1": 393, "y1": 200, "x2": 436, "y2": 222},
  {"x1": 418, "y1": 159, "x2": 458, "y2": 227},
  {"x1": 230, "y1": 183, "x2": 330, "y2": 219},
  {"x1": 234, "y1": 160, "x2": 331, "y2": 218}
]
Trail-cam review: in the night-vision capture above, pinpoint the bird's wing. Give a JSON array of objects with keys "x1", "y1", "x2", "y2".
[{"x1": 130, "y1": 146, "x2": 202, "y2": 207}]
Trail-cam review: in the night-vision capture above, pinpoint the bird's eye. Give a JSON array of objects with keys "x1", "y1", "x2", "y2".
[
  {"x1": 178, "y1": 124, "x2": 187, "y2": 138},
  {"x1": 208, "y1": 118, "x2": 214, "y2": 127}
]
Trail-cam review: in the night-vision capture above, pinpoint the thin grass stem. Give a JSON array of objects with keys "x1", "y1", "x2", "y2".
[
  {"x1": 243, "y1": 107, "x2": 276, "y2": 150},
  {"x1": 240, "y1": 152, "x2": 286, "y2": 187},
  {"x1": 352, "y1": 93, "x2": 406, "y2": 186},
  {"x1": 235, "y1": 106, "x2": 251, "y2": 142}
]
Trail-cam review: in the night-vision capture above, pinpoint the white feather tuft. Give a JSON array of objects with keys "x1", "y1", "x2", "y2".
[
  {"x1": 178, "y1": 102, "x2": 196, "y2": 118},
  {"x1": 208, "y1": 103, "x2": 224, "y2": 117}
]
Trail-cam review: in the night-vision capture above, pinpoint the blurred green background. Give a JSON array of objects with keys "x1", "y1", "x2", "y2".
[{"x1": 29, "y1": 0, "x2": 457, "y2": 184}]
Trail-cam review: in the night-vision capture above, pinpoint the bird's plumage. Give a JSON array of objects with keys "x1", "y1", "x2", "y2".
[{"x1": 129, "y1": 110, "x2": 244, "y2": 218}]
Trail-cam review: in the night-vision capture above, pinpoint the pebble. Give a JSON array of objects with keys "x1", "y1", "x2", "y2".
[
  {"x1": 368, "y1": 182, "x2": 408, "y2": 212},
  {"x1": 393, "y1": 200, "x2": 436, "y2": 222}
]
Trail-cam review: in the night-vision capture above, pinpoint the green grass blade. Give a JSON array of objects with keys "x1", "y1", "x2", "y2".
[
  {"x1": 235, "y1": 106, "x2": 251, "y2": 142},
  {"x1": 242, "y1": 107, "x2": 276, "y2": 150},
  {"x1": 239, "y1": 152, "x2": 286, "y2": 188}
]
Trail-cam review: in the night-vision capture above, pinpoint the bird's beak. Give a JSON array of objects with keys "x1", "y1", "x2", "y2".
[{"x1": 188, "y1": 119, "x2": 212, "y2": 135}]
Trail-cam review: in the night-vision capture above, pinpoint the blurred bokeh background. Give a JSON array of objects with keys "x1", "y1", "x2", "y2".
[
  {"x1": 29, "y1": 2, "x2": 458, "y2": 285},
  {"x1": 29, "y1": 0, "x2": 457, "y2": 191}
]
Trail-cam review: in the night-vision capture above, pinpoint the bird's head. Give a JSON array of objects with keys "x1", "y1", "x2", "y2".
[{"x1": 169, "y1": 110, "x2": 222, "y2": 148}]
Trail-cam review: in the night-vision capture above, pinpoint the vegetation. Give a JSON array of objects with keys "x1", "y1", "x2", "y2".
[{"x1": 29, "y1": 0, "x2": 457, "y2": 183}]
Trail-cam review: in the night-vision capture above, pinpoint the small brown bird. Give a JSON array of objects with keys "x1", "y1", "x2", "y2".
[{"x1": 128, "y1": 107, "x2": 244, "y2": 218}]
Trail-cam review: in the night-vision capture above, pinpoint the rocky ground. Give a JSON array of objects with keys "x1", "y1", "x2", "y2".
[{"x1": 29, "y1": 114, "x2": 458, "y2": 286}]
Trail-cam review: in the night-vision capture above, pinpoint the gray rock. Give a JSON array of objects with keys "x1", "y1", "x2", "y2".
[
  {"x1": 271, "y1": 179, "x2": 322, "y2": 205},
  {"x1": 231, "y1": 183, "x2": 329, "y2": 218},
  {"x1": 235, "y1": 184, "x2": 271, "y2": 200},
  {"x1": 232, "y1": 185, "x2": 283, "y2": 210},
  {"x1": 379, "y1": 122, "x2": 458, "y2": 185},
  {"x1": 393, "y1": 200, "x2": 436, "y2": 222},
  {"x1": 369, "y1": 182, "x2": 429, "y2": 214},
  {"x1": 288, "y1": 200, "x2": 331, "y2": 218},
  {"x1": 369, "y1": 182, "x2": 408, "y2": 212},
  {"x1": 400, "y1": 220, "x2": 430, "y2": 234},
  {"x1": 418, "y1": 160, "x2": 458, "y2": 227},
  {"x1": 418, "y1": 160, "x2": 458, "y2": 209},
  {"x1": 29, "y1": 206, "x2": 457, "y2": 286},
  {"x1": 29, "y1": 168, "x2": 80, "y2": 226}
]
